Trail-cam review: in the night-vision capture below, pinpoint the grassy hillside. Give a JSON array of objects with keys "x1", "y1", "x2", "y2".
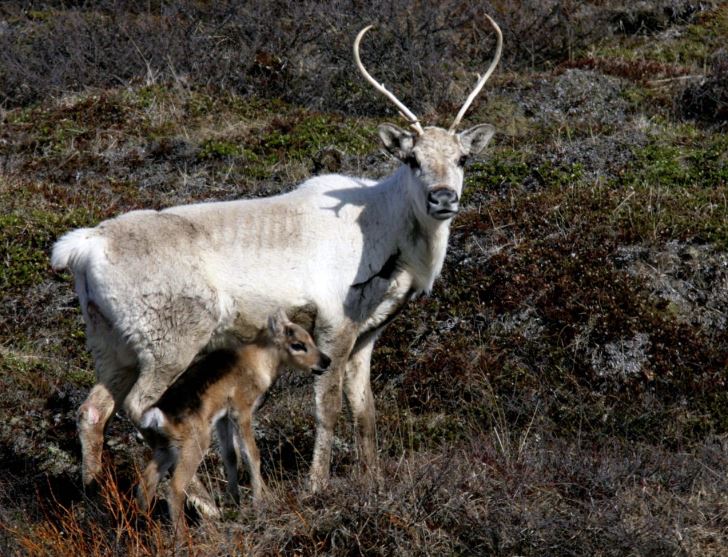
[{"x1": 1, "y1": 2, "x2": 727, "y2": 555}]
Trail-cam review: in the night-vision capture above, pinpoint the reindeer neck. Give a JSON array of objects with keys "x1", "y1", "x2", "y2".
[
  {"x1": 239, "y1": 331, "x2": 284, "y2": 389},
  {"x1": 377, "y1": 166, "x2": 452, "y2": 294},
  {"x1": 403, "y1": 209, "x2": 451, "y2": 294}
]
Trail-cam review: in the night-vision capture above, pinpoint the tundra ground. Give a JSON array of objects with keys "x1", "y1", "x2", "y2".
[{"x1": 1, "y1": 2, "x2": 727, "y2": 555}]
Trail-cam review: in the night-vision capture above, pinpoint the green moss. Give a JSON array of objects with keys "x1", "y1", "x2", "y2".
[
  {"x1": 595, "y1": 6, "x2": 728, "y2": 69},
  {"x1": 184, "y1": 91, "x2": 288, "y2": 122},
  {"x1": 464, "y1": 149, "x2": 582, "y2": 204},
  {"x1": 125, "y1": 84, "x2": 172, "y2": 110},
  {"x1": 396, "y1": 412, "x2": 468, "y2": 452},
  {"x1": 26, "y1": 9, "x2": 54, "y2": 21},
  {"x1": 0, "y1": 349, "x2": 56, "y2": 404},
  {"x1": 198, "y1": 139, "x2": 242, "y2": 160},
  {"x1": 65, "y1": 368, "x2": 95, "y2": 388},
  {"x1": 259, "y1": 113, "x2": 373, "y2": 161},
  {"x1": 679, "y1": 7, "x2": 728, "y2": 63},
  {"x1": 0, "y1": 208, "x2": 94, "y2": 293},
  {"x1": 6, "y1": 92, "x2": 135, "y2": 159},
  {"x1": 465, "y1": 148, "x2": 530, "y2": 194},
  {"x1": 476, "y1": 96, "x2": 530, "y2": 138},
  {"x1": 630, "y1": 143, "x2": 694, "y2": 187},
  {"x1": 0, "y1": 350, "x2": 51, "y2": 376},
  {"x1": 611, "y1": 132, "x2": 728, "y2": 247}
]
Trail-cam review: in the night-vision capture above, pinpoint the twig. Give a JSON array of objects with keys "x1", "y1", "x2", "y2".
[{"x1": 648, "y1": 75, "x2": 704, "y2": 85}]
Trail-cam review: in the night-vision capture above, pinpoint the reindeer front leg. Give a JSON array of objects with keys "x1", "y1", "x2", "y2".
[
  {"x1": 78, "y1": 384, "x2": 117, "y2": 487},
  {"x1": 310, "y1": 366, "x2": 344, "y2": 492},
  {"x1": 79, "y1": 366, "x2": 138, "y2": 487},
  {"x1": 309, "y1": 327, "x2": 356, "y2": 492},
  {"x1": 344, "y1": 339, "x2": 378, "y2": 476}
]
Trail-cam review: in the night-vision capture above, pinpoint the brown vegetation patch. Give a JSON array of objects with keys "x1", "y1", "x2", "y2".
[{"x1": 561, "y1": 55, "x2": 693, "y2": 82}]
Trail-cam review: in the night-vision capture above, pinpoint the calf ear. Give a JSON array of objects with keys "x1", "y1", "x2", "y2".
[
  {"x1": 458, "y1": 124, "x2": 495, "y2": 155},
  {"x1": 378, "y1": 123, "x2": 415, "y2": 160},
  {"x1": 267, "y1": 308, "x2": 289, "y2": 340}
]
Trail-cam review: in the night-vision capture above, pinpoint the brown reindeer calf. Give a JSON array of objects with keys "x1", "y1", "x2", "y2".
[{"x1": 136, "y1": 309, "x2": 330, "y2": 525}]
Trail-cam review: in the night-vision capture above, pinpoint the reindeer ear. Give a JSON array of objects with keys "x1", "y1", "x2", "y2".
[
  {"x1": 378, "y1": 123, "x2": 415, "y2": 160},
  {"x1": 458, "y1": 124, "x2": 495, "y2": 155},
  {"x1": 267, "y1": 308, "x2": 289, "y2": 339}
]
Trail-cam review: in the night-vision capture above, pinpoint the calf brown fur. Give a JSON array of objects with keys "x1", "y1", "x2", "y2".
[{"x1": 137, "y1": 309, "x2": 330, "y2": 526}]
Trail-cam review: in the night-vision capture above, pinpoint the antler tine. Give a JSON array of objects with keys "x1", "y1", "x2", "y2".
[
  {"x1": 449, "y1": 14, "x2": 503, "y2": 132},
  {"x1": 354, "y1": 25, "x2": 425, "y2": 135}
]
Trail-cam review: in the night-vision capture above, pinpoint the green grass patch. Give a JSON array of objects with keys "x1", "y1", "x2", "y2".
[
  {"x1": 257, "y1": 112, "x2": 375, "y2": 160},
  {"x1": 198, "y1": 139, "x2": 242, "y2": 160},
  {"x1": 466, "y1": 148, "x2": 531, "y2": 192},
  {"x1": 0, "y1": 208, "x2": 94, "y2": 293},
  {"x1": 612, "y1": 131, "x2": 728, "y2": 246},
  {"x1": 464, "y1": 149, "x2": 583, "y2": 205},
  {"x1": 595, "y1": 6, "x2": 728, "y2": 69}
]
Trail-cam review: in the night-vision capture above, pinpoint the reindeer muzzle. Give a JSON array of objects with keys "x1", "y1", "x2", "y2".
[{"x1": 427, "y1": 187, "x2": 459, "y2": 220}]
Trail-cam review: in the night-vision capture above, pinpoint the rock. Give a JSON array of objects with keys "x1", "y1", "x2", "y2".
[
  {"x1": 616, "y1": 241, "x2": 728, "y2": 334},
  {"x1": 520, "y1": 69, "x2": 629, "y2": 129},
  {"x1": 591, "y1": 332, "x2": 651, "y2": 380}
]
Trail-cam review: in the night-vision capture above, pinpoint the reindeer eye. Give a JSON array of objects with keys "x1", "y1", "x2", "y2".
[
  {"x1": 291, "y1": 342, "x2": 307, "y2": 352},
  {"x1": 404, "y1": 155, "x2": 420, "y2": 170},
  {"x1": 458, "y1": 155, "x2": 468, "y2": 167}
]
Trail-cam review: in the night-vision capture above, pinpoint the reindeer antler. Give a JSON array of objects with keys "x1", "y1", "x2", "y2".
[
  {"x1": 449, "y1": 14, "x2": 503, "y2": 132},
  {"x1": 354, "y1": 25, "x2": 425, "y2": 135}
]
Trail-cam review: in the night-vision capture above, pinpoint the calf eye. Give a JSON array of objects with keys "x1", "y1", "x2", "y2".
[
  {"x1": 457, "y1": 155, "x2": 468, "y2": 167},
  {"x1": 291, "y1": 342, "x2": 307, "y2": 352}
]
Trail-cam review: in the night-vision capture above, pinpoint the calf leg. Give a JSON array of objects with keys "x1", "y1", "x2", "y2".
[
  {"x1": 137, "y1": 445, "x2": 176, "y2": 512},
  {"x1": 236, "y1": 410, "x2": 267, "y2": 502},
  {"x1": 168, "y1": 428, "x2": 212, "y2": 529},
  {"x1": 215, "y1": 415, "x2": 241, "y2": 504},
  {"x1": 185, "y1": 475, "x2": 221, "y2": 519}
]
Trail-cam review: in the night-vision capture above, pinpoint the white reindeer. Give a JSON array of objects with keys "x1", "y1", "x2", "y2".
[{"x1": 51, "y1": 16, "x2": 502, "y2": 491}]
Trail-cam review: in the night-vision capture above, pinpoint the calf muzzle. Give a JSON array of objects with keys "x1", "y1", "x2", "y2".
[{"x1": 312, "y1": 353, "x2": 332, "y2": 375}]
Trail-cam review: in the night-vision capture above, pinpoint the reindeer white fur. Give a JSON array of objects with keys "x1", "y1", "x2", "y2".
[{"x1": 51, "y1": 16, "x2": 503, "y2": 491}]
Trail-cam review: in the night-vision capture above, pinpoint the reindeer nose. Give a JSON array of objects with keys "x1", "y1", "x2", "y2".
[
  {"x1": 428, "y1": 188, "x2": 458, "y2": 205},
  {"x1": 427, "y1": 187, "x2": 459, "y2": 220}
]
